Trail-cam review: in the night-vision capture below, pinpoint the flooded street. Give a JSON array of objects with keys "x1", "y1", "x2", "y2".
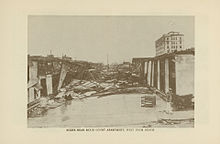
[{"x1": 28, "y1": 94, "x2": 166, "y2": 127}]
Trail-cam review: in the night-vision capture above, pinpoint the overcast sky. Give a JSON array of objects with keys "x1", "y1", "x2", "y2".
[{"x1": 28, "y1": 16, "x2": 194, "y2": 64}]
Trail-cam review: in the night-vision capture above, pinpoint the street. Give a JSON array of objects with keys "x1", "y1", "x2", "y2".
[{"x1": 28, "y1": 93, "x2": 194, "y2": 128}]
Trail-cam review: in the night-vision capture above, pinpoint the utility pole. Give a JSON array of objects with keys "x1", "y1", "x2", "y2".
[{"x1": 107, "y1": 53, "x2": 109, "y2": 71}]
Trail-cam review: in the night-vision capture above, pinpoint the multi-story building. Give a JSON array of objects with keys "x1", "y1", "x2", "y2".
[{"x1": 155, "y1": 31, "x2": 184, "y2": 56}]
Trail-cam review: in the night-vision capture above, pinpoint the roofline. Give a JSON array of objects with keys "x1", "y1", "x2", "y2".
[
  {"x1": 155, "y1": 32, "x2": 184, "y2": 42},
  {"x1": 132, "y1": 49, "x2": 194, "y2": 62}
]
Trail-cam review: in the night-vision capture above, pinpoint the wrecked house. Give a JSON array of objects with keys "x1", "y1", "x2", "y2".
[
  {"x1": 28, "y1": 55, "x2": 105, "y2": 97},
  {"x1": 132, "y1": 57, "x2": 152, "y2": 84},
  {"x1": 28, "y1": 55, "x2": 62, "y2": 97},
  {"x1": 27, "y1": 60, "x2": 42, "y2": 106}
]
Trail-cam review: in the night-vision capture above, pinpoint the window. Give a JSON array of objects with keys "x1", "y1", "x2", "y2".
[
  {"x1": 27, "y1": 66, "x2": 29, "y2": 82},
  {"x1": 34, "y1": 89, "x2": 38, "y2": 99},
  {"x1": 180, "y1": 46, "x2": 182, "y2": 48},
  {"x1": 167, "y1": 46, "x2": 169, "y2": 48}
]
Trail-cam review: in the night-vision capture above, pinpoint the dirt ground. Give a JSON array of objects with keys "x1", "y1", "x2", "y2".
[{"x1": 28, "y1": 93, "x2": 194, "y2": 128}]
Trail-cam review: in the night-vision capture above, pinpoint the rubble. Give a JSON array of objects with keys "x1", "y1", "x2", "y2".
[
  {"x1": 56, "y1": 78, "x2": 153, "y2": 100},
  {"x1": 28, "y1": 59, "x2": 156, "y2": 118},
  {"x1": 84, "y1": 91, "x2": 97, "y2": 97}
]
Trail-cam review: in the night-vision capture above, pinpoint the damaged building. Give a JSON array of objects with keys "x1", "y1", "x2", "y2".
[
  {"x1": 27, "y1": 60, "x2": 42, "y2": 108},
  {"x1": 132, "y1": 48, "x2": 194, "y2": 109}
]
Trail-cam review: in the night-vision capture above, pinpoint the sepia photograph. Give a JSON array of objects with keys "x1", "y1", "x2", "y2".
[
  {"x1": 27, "y1": 16, "x2": 195, "y2": 128},
  {"x1": 2, "y1": 0, "x2": 220, "y2": 143}
]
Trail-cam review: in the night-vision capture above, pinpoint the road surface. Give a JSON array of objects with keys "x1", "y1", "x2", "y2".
[{"x1": 28, "y1": 94, "x2": 194, "y2": 128}]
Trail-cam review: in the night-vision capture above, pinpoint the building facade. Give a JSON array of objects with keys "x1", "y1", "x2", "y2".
[
  {"x1": 27, "y1": 61, "x2": 41, "y2": 105},
  {"x1": 155, "y1": 31, "x2": 184, "y2": 56},
  {"x1": 133, "y1": 49, "x2": 194, "y2": 98}
]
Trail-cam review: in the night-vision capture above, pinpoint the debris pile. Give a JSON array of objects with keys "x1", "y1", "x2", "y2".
[
  {"x1": 28, "y1": 60, "x2": 154, "y2": 118},
  {"x1": 53, "y1": 78, "x2": 153, "y2": 101}
]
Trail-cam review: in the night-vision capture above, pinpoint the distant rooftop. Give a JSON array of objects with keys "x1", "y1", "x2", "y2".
[
  {"x1": 156, "y1": 31, "x2": 184, "y2": 42},
  {"x1": 132, "y1": 48, "x2": 195, "y2": 62},
  {"x1": 168, "y1": 31, "x2": 180, "y2": 34},
  {"x1": 163, "y1": 31, "x2": 184, "y2": 37}
]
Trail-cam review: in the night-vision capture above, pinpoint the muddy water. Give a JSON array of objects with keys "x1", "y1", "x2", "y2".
[{"x1": 28, "y1": 94, "x2": 160, "y2": 127}]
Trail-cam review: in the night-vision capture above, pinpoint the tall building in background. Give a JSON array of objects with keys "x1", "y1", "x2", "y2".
[{"x1": 155, "y1": 31, "x2": 184, "y2": 56}]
